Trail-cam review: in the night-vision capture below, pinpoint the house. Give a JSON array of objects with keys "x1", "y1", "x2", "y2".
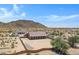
[
  {"x1": 26, "y1": 32, "x2": 47, "y2": 40},
  {"x1": 14, "y1": 30, "x2": 28, "y2": 38}
]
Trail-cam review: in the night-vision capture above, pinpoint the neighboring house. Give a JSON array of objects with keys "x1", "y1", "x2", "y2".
[
  {"x1": 26, "y1": 32, "x2": 47, "y2": 40},
  {"x1": 14, "y1": 30, "x2": 28, "y2": 38}
]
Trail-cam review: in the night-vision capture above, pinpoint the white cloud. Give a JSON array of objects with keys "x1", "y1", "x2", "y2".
[
  {"x1": 21, "y1": 12, "x2": 26, "y2": 17},
  {"x1": 0, "y1": 8, "x2": 14, "y2": 21},
  {"x1": 0, "y1": 8, "x2": 13, "y2": 18},
  {"x1": 0, "y1": 8, "x2": 7, "y2": 14},
  {"x1": 13, "y1": 4, "x2": 19, "y2": 12},
  {"x1": 0, "y1": 4, "x2": 26, "y2": 22},
  {"x1": 33, "y1": 14, "x2": 79, "y2": 27},
  {"x1": 36, "y1": 14, "x2": 79, "y2": 22}
]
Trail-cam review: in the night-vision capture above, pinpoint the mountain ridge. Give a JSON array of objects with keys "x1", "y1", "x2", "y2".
[{"x1": 0, "y1": 20, "x2": 47, "y2": 29}]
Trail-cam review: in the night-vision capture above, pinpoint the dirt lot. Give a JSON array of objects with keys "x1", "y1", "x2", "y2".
[
  {"x1": 68, "y1": 48, "x2": 79, "y2": 55},
  {"x1": 21, "y1": 38, "x2": 52, "y2": 50},
  {"x1": 20, "y1": 38, "x2": 56, "y2": 55}
]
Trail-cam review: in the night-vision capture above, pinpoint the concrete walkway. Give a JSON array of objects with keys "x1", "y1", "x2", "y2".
[{"x1": 20, "y1": 38, "x2": 33, "y2": 50}]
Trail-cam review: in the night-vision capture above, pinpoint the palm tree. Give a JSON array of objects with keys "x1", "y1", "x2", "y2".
[
  {"x1": 68, "y1": 36, "x2": 79, "y2": 48},
  {"x1": 51, "y1": 38, "x2": 70, "y2": 55}
]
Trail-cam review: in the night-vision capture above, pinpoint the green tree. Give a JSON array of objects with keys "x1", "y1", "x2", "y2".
[
  {"x1": 59, "y1": 32, "x2": 63, "y2": 36},
  {"x1": 68, "y1": 36, "x2": 79, "y2": 48},
  {"x1": 51, "y1": 38, "x2": 70, "y2": 55}
]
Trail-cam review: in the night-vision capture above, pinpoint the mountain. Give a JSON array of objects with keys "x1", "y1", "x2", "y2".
[{"x1": 0, "y1": 20, "x2": 47, "y2": 29}]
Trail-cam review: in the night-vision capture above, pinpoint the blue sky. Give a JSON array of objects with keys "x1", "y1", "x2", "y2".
[{"x1": 0, "y1": 4, "x2": 79, "y2": 28}]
